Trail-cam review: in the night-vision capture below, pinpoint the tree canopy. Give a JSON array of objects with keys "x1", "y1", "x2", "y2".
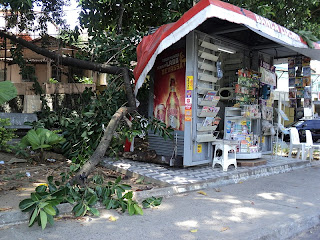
[
  {"x1": 1, "y1": 0, "x2": 319, "y2": 68},
  {"x1": 224, "y1": 0, "x2": 320, "y2": 40}
]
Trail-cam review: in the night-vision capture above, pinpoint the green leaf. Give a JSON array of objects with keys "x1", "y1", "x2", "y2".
[
  {"x1": 0, "y1": 81, "x2": 17, "y2": 105},
  {"x1": 87, "y1": 195, "x2": 98, "y2": 206},
  {"x1": 36, "y1": 185, "x2": 47, "y2": 193},
  {"x1": 115, "y1": 176, "x2": 121, "y2": 184},
  {"x1": 31, "y1": 193, "x2": 42, "y2": 202},
  {"x1": 123, "y1": 191, "x2": 133, "y2": 200},
  {"x1": 72, "y1": 203, "x2": 82, "y2": 213},
  {"x1": 89, "y1": 207, "x2": 100, "y2": 216},
  {"x1": 128, "y1": 203, "x2": 135, "y2": 216},
  {"x1": 48, "y1": 183, "x2": 57, "y2": 193},
  {"x1": 19, "y1": 199, "x2": 35, "y2": 211},
  {"x1": 47, "y1": 214, "x2": 54, "y2": 226},
  {"x1": 38, "y1": 202, "x2": 49, "y2": 209},
  {"x1": 26, "y1": 130, "x2": 41, "y2": 149},
  {"x1": 95, "y1": 186, "x2": 102, "y2": 197},
  {"x1": 74, "y1": 203, "x2": 86, "y2": 217},
  {"x1": 40, "y1": 210, "x2": 48, "y2": 230},
  {"x1": 47, "y1": 176, "x2": 53, "y2": 183},
  {"x1": 43, "y1": 205, "x2": 56, "y2": 216},
  {"x1": 83, "y1": 111, "x2": 95, "y2": 117},
  {"x1": 133, "y1": 204, "x2": 143, "y2": 215},
  {"x1": 142, "y1": 196, "x2": 163, "y2": 208},
  {"x1": 116, "y1": 187, "x2": 124, "y2": 199},
  {"x1": 29, "y1": 207, "x2": 39, "y2": 227},
  {"x1": 104, "y1": 199, "x2": 113, "y2": 209},
  {"x1": 119, "y1": 184, "x2": 132, "y2": 190}
]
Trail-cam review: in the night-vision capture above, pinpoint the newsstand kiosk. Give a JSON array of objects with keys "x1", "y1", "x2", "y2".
[{"x1": 133, "y1": 0, "x2": 320, "y2": 167}]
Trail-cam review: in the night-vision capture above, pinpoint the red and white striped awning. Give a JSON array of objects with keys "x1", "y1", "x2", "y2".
[{"x1": 133, "y1": 0, "x2": 320, "y2": 94}]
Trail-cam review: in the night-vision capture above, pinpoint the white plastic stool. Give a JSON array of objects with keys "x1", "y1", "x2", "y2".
[{"x1": 212, "y1": 140, "x2": 237, "y2": 171}]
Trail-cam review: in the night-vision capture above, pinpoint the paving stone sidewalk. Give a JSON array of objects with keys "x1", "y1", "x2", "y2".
[{"x1": 102, "y1": 155, "x2": 311, "y2": 186}]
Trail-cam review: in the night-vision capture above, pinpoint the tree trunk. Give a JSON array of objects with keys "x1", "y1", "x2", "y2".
[
  {"x1": 71, "y1": 106, "x2": 135, "y2": 185},
  {"x1": 0, "y1": 31, "x2": 121, "y2": 75}
]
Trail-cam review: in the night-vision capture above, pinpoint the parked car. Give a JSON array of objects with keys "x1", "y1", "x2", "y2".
[{"x1": 282, "y1": 119, "x2": 320, "y2": 143}]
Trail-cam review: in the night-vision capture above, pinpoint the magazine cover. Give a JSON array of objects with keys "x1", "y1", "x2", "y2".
[
  {"x1": 288, "y1": 57, "x2": 295, "y2": 68},
  {"x1": 289, "y1": 88, "x2": 296, "y2": 99},
  {"x1": 203, "y1": 117, "x2": 214, "y2": 126},
  {"x1": 289, "y1": 78, "x2": 295, "y2": 87},
  {"x1": 295, "y1": 77, "x2": 303, "y2": 87},
  {"x1": 302, "y1": 56, "x2": 311, "y2": 67},
  {"x1": 303, "y1": 67, "x2": 311, "y2": 77},
  {"x1": 289, "y1": 99, "x2": 297, "y2": 108},
  {"x1": 304, "y1": 86, "x2": 311, "y2": 98},
  {"x1": 303, "y1": 76, "x2": 311, "y2": 87},
  {"x1": 296, "y1": 88, "x2": 304, "y2": 99},
  {"x1": 304, "y1": 98, "x2": 312, "y2": 108},
  {"x1": 288, "y1": 68, "x2": 296, "y2": 78}
]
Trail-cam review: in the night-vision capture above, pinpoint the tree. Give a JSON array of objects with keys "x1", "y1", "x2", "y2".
[{"x1": 223, "y1": 0, "x2": 320, "y2": 40}]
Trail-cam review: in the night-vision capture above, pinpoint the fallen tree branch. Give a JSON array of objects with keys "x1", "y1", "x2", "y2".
[{"x1": 70, "y1": 106, "x2": 135, "y2": 185}]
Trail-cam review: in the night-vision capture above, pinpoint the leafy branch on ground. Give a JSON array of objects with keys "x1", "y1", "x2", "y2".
[{"x1": 19, "y1": 173, "x2": 161, "y2": 229}]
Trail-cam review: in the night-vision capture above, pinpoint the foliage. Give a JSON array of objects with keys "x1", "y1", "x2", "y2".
[
  {"x1": 19, "y1": 184, "x2": 62, "y2": 230},
  {"x1": 142, "y1": 196, "x2": 163, "y2": 209},
  {"x1": 33, "y1": 86, "x2": 173, "y2": 166},
  {"x1": 0, "y1": 81, "x2": 17, "y2": 105},
  {"x1": 49, "y1": 78, "x2": 58, "y2": 84},
  {"x1": 2, "y1": 0, "x2": 68, "y2": 35},
  {"x1": 19, "y1": 128, "x2": 65, "y2": 161},
  {"x1": 10, "y1": 43, "x2": 44, "y2": 95},
  {"x1": 224, "y1": 0, "x2": 320, "y2": 39},
  {"x1": 19, "y1": 173, "x2": 151, "y2": 229},
  {"x1": 20, "y1": 128, "x2": 65, "y2": 151},
  {"x1": 0, "y1": 118, "x2": 17, "y2": 152},
  {"x1": 74, "y1": 75, "x2": 93, "y2": 84}
]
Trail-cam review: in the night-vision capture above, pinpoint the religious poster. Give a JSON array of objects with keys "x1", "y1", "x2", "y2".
[{"x1": 153, "y1": 48, "x2": 186, "y2": 130}]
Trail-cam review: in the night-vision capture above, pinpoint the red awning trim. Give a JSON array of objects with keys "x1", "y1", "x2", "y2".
[{"x1": 133, "y1": 0, "x2": 320, "y2": 95}]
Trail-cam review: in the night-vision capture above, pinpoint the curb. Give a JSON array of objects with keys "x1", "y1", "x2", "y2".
[
  {"x1": 253, "y1": 210, "x2": 320, "y2": 240},
  {"x1": 0, "y1": 202, "x2": 74, "y2": 228}
]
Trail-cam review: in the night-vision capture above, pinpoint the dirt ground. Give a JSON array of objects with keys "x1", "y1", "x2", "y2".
[{"x1": 0, "y1": 151, "x2": 160, "y2": 212}]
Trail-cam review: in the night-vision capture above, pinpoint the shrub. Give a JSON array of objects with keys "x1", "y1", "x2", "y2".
[
  {"x1": 0, "y1": 118, "x2": 17, "y2": 152},
  {"x1": 19, "y1": 128, "x2": 65, "y2": 161}
]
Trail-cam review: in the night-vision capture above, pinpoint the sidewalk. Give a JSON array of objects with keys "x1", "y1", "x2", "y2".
[{"x1": 1, "y1": 163, "x2": 320, "y2": 240}]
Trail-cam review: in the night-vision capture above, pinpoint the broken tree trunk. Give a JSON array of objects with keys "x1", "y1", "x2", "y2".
[{"x1": 71, "y1": 106, "x2": 135, "y2": 185}]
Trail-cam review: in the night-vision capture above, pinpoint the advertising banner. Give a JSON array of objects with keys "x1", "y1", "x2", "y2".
[{"x1": 153, "y1": 48, "x2": 186, "y2": 130}]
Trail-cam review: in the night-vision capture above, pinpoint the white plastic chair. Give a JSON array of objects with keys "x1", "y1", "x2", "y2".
[
  {"x1": 288, "y1": 127, "x2": 307, "y2": 160},
  {"x1": 306, "y1": 130, "x2": 320, "y2": 161}
]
